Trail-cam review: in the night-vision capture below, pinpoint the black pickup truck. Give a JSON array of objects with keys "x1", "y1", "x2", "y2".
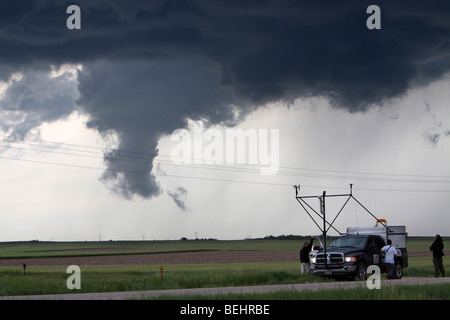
[{"x1": 310, "y1": 234, "x2": 408, "y2": 280}]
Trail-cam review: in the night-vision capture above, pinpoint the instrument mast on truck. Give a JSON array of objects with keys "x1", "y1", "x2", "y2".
[{"x1": 293, "y1": 184, "x2": 391, "y2": 261}]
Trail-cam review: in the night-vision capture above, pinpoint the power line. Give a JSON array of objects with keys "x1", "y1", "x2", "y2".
[
  {"x1": 1, "y1": 154, "x2": 450, "y2": 193},
  {"x1": 2, "y1": 137, "x2": 450, "y2": 183},
  {"x1": 4, "y1": 134, "x2": 450, "y2": 179},
  {"x1": 1, "y1": 135, "x2": 450, "y2": 192},
  {"x1": 0, "y1": 154, "x2": 287, "y2": 187},
  {"x1": 0, "y1": 134, "x2": 156, "y2": 159}
]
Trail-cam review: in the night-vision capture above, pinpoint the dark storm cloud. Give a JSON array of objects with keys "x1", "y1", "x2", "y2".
[
  {"x1": 1, "y1": 0, "x2": 449, "y2": 200},
  {"x1": 2, "y1": 0, "x2": 449, "y2": 108},
  {"x1": 0, "y1": 68, "x2": 78, "y2": 139},
  {"x1": 1, "y1": 0, "x2": 449, "y2": 109}
]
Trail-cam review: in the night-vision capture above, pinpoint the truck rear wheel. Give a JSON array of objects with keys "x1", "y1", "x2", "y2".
[
  {"x1": 394, "y1": 261, "x2": 403, "y2": 279},
  {"x1": 355, "y1": 261, "x2": 367, "y2": 281}
]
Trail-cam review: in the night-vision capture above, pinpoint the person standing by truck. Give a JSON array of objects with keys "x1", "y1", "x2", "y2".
[
  {"x1": 299, "y1": 236, "x2": 314, "y2": 274},
  {"x1": 381, "y1": 239, "x2": 397, "y2": 279},
  {"x1": 430, "y1": 234, "x2": 445, "y2": 277}
]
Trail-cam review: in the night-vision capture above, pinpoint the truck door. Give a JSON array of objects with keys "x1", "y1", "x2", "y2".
[{"x1": 367, "y1": 236, "x2": 381, "y2": 265}]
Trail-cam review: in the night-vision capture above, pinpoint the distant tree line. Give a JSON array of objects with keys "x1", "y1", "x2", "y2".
[
  {"x1": 180, "y1": 237, "x2": 218, "y2": 241},
  {"x1": 178, "y1": 235, "x2": 316, "y2": 241},
  {"x1": 253, "y1": 235, "x2": 306, "y2": 240}
]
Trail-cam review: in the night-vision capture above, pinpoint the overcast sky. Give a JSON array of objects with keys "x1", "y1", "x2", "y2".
[{"x1": 0, "y1": 1, "x2": 449, "y2": 241}]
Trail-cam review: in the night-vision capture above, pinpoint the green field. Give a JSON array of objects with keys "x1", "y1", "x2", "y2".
[{"x1": 0, "y1": 237, "x2": 448, "y2": 299}]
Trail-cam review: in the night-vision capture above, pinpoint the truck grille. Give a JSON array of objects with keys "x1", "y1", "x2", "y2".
[{"x1": 315, "y1": 253, "x2": 344, "y2": 264}]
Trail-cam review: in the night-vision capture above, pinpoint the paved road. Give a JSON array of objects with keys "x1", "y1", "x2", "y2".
[{"x1": 1, "y1": 277, "x2": 449, "y2": 300}]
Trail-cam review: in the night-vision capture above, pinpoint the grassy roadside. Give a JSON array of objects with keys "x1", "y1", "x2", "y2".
[
  {"x1": 148, "y1": 283, "x2": 450, "y2": 300},
  {"x1": 0, "y1": 262, "x2": 324, "y2": 296},
  {"x1": 1, "y1": 257, "x2": 448, "y2": 297}
]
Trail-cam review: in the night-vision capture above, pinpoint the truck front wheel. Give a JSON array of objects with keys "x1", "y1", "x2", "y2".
[{"x1": 355, "y1": 261, "x2": 367, "y2": 281}]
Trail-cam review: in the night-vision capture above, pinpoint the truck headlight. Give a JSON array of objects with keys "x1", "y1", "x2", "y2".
[
  {"x1": 310, "y1": 257, "x2": 316, "y2": 264},
  {"x1": 345, "y1": 256, "x2": 356, "y2": 263}
]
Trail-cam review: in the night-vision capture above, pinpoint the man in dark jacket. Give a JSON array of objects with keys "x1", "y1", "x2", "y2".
[
  {"x1": 300, "y1": 236, "x2": 315, "y2": 274},
  {"x1": 430, "y1": 234, "x2": 445, "y2": 277}
]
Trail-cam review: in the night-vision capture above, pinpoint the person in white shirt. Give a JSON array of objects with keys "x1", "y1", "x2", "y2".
[{"x1": 381, "y1": 239, "x2": 397, "y2": 279}]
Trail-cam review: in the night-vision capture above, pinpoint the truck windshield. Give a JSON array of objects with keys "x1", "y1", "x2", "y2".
[{"x1": 327, "y1": 236, "x2": 365, "y2": 249}]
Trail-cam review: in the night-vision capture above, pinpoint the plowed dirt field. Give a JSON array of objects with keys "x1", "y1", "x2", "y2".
[{"x1": 0, "y1": 250, "x2": 438, "y2": 267}]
